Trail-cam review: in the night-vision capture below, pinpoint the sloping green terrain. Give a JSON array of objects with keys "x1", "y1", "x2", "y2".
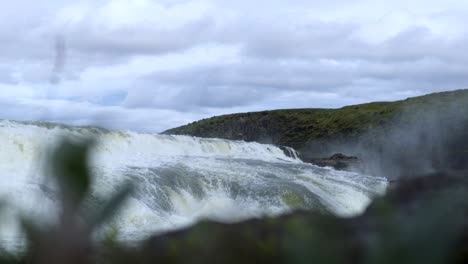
[
  {"x1": 164, "y1": 89, "x2": 468, "y2": 177},
  {"x1": 164, "y1": 89, "x2": 468, "y2": 149},
  {"x1": 164, "y1": 101, "x2": 397, "y2": 149}
]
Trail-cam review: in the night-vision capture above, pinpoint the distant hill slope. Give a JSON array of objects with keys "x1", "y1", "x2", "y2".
[
  {"x1": 164, "y1": 89, "x2": 468, "y2": 177},
  {"x1": 163, "y1": 89, "x2": 467, "y2": 147}
]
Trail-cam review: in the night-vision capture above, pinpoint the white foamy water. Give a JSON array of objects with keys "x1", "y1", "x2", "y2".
[{"x1": 0, "y1": 120, "x2": 388, "y2": 247}]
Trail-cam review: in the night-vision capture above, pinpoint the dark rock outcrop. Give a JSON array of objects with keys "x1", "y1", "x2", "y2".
[{"x1": 308, "y1": 153, "x2": 362, "y2": 171}]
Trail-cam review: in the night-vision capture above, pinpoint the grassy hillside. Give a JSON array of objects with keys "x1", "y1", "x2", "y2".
[
  {"x1": 164, "y1": 104, "x2": 394, "y2": 148},
  {"x1": 164, "y1": 89, "x2": 468, "y2": 149},
  {"x1": 164, "y1": 89, "x2": 468, "y2": 177}
]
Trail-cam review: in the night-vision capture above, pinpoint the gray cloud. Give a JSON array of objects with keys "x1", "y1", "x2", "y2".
[
  {"x1": 241, "y1": 23, "x2": 468, "y2": 64},
  {"x1": 67, "y1": 15, "x2": 216, "y2": 57},
  {"x1": 126, "y1": 52, "x2": 468, "y2": 111},
  {"x1": 0, "y1": 66, "x2": 17, "y2": 84},
  {"x1": 0, "y1": 0, "x2": 467, "y2": 132}
]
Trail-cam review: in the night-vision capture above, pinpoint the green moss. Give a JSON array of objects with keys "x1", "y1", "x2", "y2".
[
  {"x1": 281, "y1": 192, "x2": 306, "y2": 209},
  {"x1": 103, "y1": 224, "x2": 120, "y2": 247}
]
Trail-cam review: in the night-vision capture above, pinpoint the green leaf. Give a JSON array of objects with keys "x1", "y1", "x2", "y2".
[
  {"x1": 19, "y1": 217, "x2": 44, "y2": 249},
  {"x1": 87, "y1": 183, "x2": 133, "y2": 232},
  {"x1": 49, "y1": 138, "x2": 94, "y2": 208}
]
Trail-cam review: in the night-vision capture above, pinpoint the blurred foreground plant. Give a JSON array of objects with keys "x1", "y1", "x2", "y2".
[{"x1": 21, "y1": 138, "x2": 133, "y2": 264}]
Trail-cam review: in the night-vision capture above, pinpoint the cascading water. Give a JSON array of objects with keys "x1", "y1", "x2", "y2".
[{"x1": 0, "y1": 119, "x2": 388, "y2": 247}]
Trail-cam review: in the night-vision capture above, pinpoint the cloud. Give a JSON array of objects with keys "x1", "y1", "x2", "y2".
[
  {"x1": 0, "y1": 95, "x2": 205, "y2": 132},
  {"x1": 60, "y1": 0, "x2": 217, "y2": 57},
  {"x1": 0, "y1": 66, "x2": 17, "y2": 84},
  {"x1": 0, "y1": 0, "x2": 467, "y2": 132}
]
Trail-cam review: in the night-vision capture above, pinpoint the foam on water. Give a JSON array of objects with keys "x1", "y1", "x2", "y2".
[{"x1": 0, "y1": 120, "x2": 388, "y2": 247}]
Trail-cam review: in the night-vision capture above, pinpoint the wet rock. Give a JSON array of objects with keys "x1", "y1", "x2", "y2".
[{"x1": 308, "y1": 153, "x2": 362, "y2": 171}]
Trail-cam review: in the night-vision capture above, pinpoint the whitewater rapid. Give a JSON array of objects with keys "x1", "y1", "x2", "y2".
[{"x1": 0, "y1": 120, "x2": 387, "y2": 246}]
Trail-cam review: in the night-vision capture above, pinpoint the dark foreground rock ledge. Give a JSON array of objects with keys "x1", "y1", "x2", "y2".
[{"x1": 117, "y1": 171, "x2": 468, "y2": 264}]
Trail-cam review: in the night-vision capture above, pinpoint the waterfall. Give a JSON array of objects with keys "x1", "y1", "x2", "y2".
[{"x1": 0, "y1": 119, "x2": 387, "y2": 245}]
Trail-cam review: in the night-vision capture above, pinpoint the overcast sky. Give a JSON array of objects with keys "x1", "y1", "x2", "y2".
[{"x1": 1, "y1": 0, "x2": 467, "y2": 132}]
